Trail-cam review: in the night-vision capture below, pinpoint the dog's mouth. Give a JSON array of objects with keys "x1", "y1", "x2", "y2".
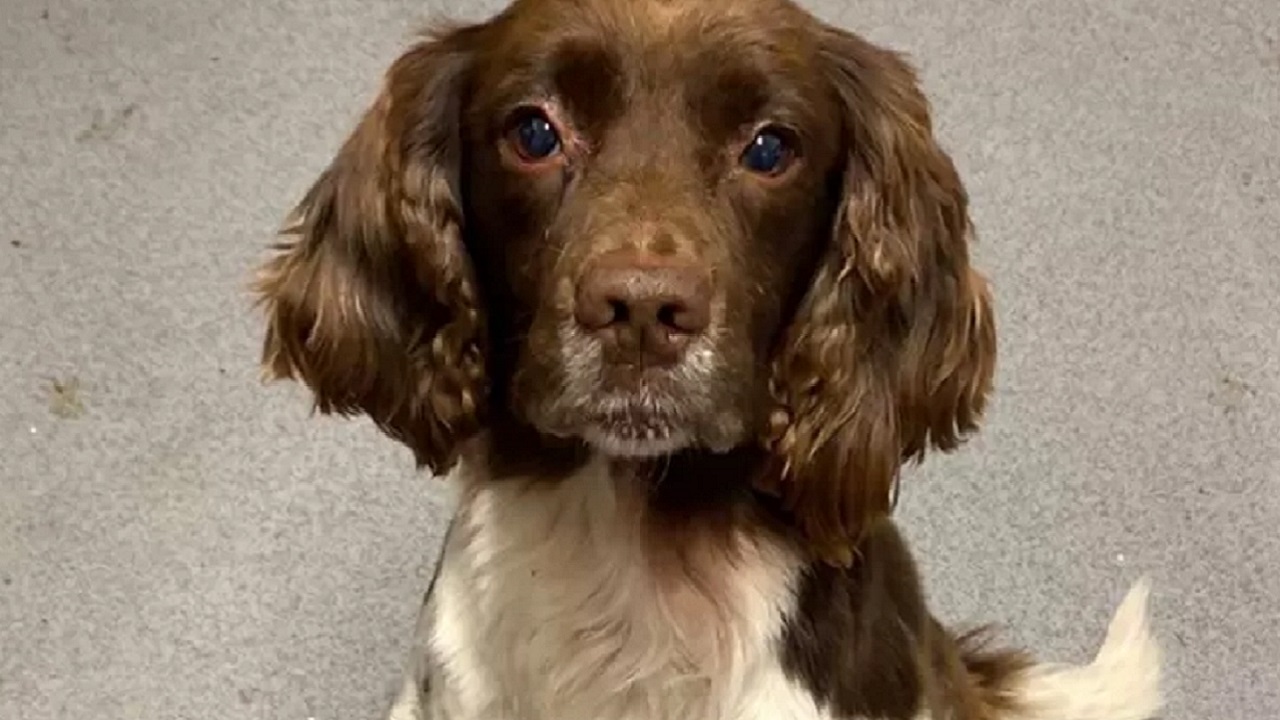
[{"x1": 579, "y1": 403, "x2": 692, "y2": 458}]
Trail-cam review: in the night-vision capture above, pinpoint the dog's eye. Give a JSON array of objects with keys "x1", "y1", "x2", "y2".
[
  {"x1": 512, "y1": 112, "x2": 562, "y2": 161},
  {"x1": 741, "y1": 128, "x2": 795, "y2": 176}
]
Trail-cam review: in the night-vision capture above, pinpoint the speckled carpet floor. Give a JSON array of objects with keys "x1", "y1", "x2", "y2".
[{"x1": 2, "y1": 1, "x2": 1277, "y2": 718}]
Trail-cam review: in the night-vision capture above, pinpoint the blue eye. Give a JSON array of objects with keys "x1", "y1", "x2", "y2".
[
  {"x1": 513, "y1": 112, "x2": 561, "y2": 160},
  {"x1": 741, "y1": 129, "x2": 794, "y2": 175}
]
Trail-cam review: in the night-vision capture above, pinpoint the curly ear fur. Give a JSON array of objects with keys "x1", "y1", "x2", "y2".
[
  {"x1": 253, "y1": 25, "x2": 486, "y2": 473},
  {"x1": 762, "y1": 28, "x2": 997, "y2": 565}
]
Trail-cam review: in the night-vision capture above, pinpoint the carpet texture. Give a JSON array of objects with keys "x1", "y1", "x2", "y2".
[{"x1": 1, "y1": 0, "x2": 1276, "y2": 718}]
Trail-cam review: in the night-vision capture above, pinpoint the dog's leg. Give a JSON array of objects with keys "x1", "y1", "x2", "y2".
[
  {"x1": 386, "y1": 522, "x2": 454, "y2": 720},
  {"x1": 385, "y1": 594, "x2": 433, "y2": 720}
]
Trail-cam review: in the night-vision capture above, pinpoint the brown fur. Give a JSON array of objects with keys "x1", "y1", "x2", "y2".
[
  {"x1": 254, "y1": 0, "x2": 994, "y2": 561},
  {"x1": 779, "y1": 518, "x2": 1031, "y2": 719},
  {"x1": 941, "y1": 626, "x2": 1037, "y2": 719},
  {"x1": 758, "y1": 24, "x2": 996, "y2": 565},
  {"x1": 254, "y1": 25, "x2": 487, "y2": 473},
  {"x1": 253, "y1": 1, "x2": 1012, "y2": 716}
]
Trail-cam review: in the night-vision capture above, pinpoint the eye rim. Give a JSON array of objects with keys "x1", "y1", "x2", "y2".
[
  {"x1": 739, "y1": 125, "x2": 800, "y2": 178},
  {"x1": 505, "y1": 107, "x2": 564, "y2": 164}
]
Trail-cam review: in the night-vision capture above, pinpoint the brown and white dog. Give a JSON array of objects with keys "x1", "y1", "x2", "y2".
[{"x1": 252, "y1": 0, "x2": 1162, "y2": 718}]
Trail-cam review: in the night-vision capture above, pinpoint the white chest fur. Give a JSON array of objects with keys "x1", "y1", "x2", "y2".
[{"x1": 420, "y1": 456, "x2": 832, "y2": 720}]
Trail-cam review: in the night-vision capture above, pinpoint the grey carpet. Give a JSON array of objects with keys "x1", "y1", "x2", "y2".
[{"x1": 1, "y1": 0, "x2": 1276, "y2": 718}]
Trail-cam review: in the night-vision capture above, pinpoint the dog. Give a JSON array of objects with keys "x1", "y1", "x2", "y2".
[{"x1": 252, "y1": 0, "x2": 1163, "y2": 718}]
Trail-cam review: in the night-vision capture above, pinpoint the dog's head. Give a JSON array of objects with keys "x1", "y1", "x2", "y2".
[{"x1": 255, "y1": 0, "x2": 995, "y2": 561}]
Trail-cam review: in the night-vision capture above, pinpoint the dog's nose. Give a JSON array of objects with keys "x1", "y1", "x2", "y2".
[{"x1": 575, "y1": 251, "x2": 712, "y2": 364}]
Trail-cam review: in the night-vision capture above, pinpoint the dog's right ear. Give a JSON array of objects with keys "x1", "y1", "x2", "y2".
[{"x1": 254, "y1": 25, "x2": 487, "y2": 473}]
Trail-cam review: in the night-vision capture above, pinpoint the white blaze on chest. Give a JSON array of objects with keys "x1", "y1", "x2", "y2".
[{"x1": 428, "y1": 456, "x2": 813, "y2": 720}]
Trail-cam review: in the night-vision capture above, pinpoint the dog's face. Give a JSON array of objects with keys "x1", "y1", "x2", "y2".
[
  {"x1": 255, "y1": 0, "x2": 996, "y2": 560},
  {"x1": 462, "y1": 1, "x2": 844, "y2": 457}
]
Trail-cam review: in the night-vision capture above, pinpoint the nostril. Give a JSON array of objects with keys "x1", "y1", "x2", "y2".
[
  {"x1": 609, "y1": 299, "x2": 630, "y2": 325},
  {"x1": 655, "y1": 302, "x2": 683, "y2": 331}
]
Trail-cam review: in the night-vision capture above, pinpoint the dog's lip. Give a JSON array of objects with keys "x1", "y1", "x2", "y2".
[
  {"x1": 567, "y1": 388, "x2": 701, "y2": 456},
  {"x1": 587, "y1": 409, "x2": 676, "y2": 434},
  {"x1": 580, "y1": 415, "x2": 691, "y2": 458},
  {"x1": 584, "y1": 396, "x2": 682, "y2": 428},
  {"x1": 581, "y1": 396, "x2": 686, "y2": 443}
]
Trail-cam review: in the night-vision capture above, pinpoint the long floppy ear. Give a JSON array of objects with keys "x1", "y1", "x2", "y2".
[
  {"x1": 762, "y1": 27, "x2": 997, "y2": 565},
  {"x1": 253, "y1": 25, "x2": 486, "y2": 474}
]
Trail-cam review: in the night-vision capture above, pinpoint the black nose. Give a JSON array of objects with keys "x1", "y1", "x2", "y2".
[{"x1": 574, "y1": 250, "x2": 712, "y2": 365}]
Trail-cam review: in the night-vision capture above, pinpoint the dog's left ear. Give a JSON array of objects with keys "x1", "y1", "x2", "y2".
[{"x1": 761, "y1": 26, "x2": 997, "y2": 565}]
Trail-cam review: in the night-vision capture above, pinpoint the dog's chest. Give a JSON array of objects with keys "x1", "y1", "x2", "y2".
[{"x1": 428, "y1": 460, "x2": 822, "y2": 720}]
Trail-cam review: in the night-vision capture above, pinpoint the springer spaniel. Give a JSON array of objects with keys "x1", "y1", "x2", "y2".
[{"x1": 252, "y1": 0, "x2": 1163, "y2": 718}]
